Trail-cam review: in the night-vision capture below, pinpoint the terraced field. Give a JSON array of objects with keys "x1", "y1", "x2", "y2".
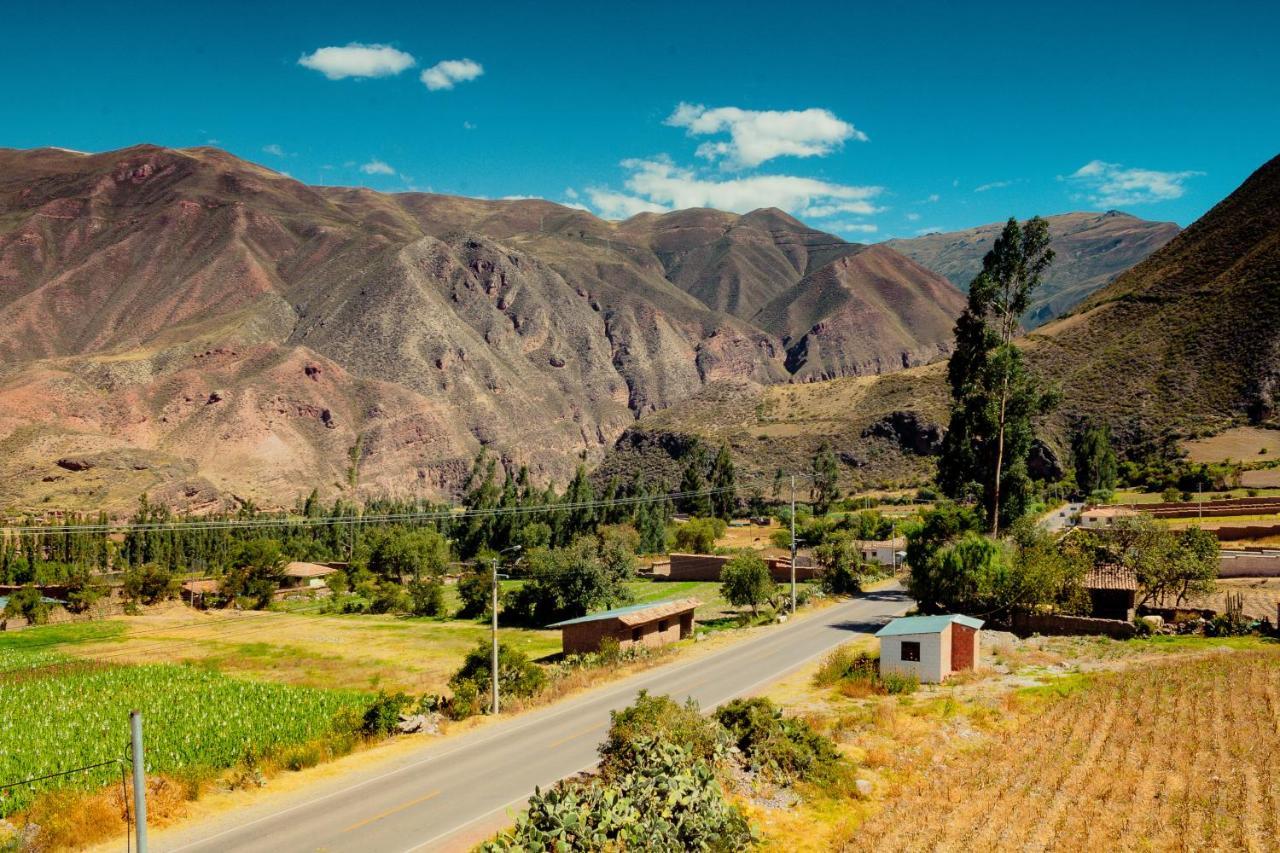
[{"x1": 850, "y1": 650, "x2": 1280, "y2": 851}]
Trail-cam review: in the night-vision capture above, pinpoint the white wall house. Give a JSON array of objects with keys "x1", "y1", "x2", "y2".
[
  {"x1": 858, "y1": 537, "x2": 906, "y2": 567},
  {"x1": 875, "y1": 614, "x2": 984, "y2": 683}
]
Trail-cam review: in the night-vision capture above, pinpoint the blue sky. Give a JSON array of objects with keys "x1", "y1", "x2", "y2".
[{"x1": 3, "y1": 0, "x2": 1277, "y2": 239}]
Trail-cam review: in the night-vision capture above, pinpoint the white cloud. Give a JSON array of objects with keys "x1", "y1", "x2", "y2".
[
  {"x1": 974, "y1": 179, "x2": 1012, "y2": 192},
  {"x1": 421, "y1": 58, "x2": 484, "y2": 91},
  {"x1": 905, "y1": 212, "x2": 921, "y2": 221},
  {"x1": 298, "y1": 43, "x2": 416, "y2": 80},
  {"x1": 262, "y1": 143, "x2": 286, "y2": 157},
  {"x1": 926, "y1": 193, "x2": 940, "y2": 202},
  {"x1": 586, "y1": 157, "x2": 883, "y2": 221},
  {"x1": 462, "y1": 121, "x2": 476, "y2": 130},
  {"x1": 1066, "y1": 159, "x2": 1203, "y2": 206},
  {"x1": 665, "y1": 103, "x2": 866, "y2": 169},
  {"x1": 825, "y1": 221, "x2": 879, "y2": 234},
  {"x1": 915, "y1": 226, "x2": 946, "y2": 235},
  {"x1": 360, "y1": 159, "x2": 395, "y2": 176}
]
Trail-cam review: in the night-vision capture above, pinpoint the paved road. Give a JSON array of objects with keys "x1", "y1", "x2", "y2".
[
  {"x1": 1042, "y1": 502, "x2": 1084, "y2": 532},
  {"x1": 159, "y1": 585, "x2": 910, "y2": 853}
]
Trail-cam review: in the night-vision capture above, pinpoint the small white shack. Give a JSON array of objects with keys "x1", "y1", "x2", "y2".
[{"x1": 875, "y1": 614, "x2": 984, "y2": 683}]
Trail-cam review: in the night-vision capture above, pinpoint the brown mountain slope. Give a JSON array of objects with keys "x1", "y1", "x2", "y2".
[
  {"x1": 1026, "y1": 152, "x2": 1280, "y2": 436},
  {"x1": 887, "y1": 211, "x2": 1179, "y2": 326},
  {"x1": 752, "y1": 244, "x2": 966, "y2": 381},
  {"x1": 609, "y1": 154, "x2": 1280, "y2": 485},
  {"x1": 0, "y1": 144, "x2": 958, "y2": 511}
]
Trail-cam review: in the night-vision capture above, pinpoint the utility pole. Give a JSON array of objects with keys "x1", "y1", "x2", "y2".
[
  {"x1": 130, "y1": 710, "x2": 148, "y2": 853},
  {"x1": 491, "y1": 545, "x2": 521, "y2": 716},
  {"x1": 790, "y1": 475, "x2": 797, "y2": 614}
]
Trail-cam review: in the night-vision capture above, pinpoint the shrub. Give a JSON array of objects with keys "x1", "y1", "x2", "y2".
[
  {"x1": 450, "y1": 641, "x2": 546, "y2": 709},
  {"x1": 671, "y1": 517, "x2": 727, "y2": 554},
  {"x1": 361, "y1": 691, "x2": 412, "y2": 736},
  {"x1": 456, "y1": 571, "x2": 492, "y2": 619},
  {"x1": 368, "y1": 580, "x2": 408, "y2": 614},
  {"x1": 714, "y1": 697, "x2": 839, "y2": 783},
  {"x1": 1161, "y1": 487, "x2": 1182, "y2": 502},
  {"x1": 406, "y1": 579, "x2": 446, "y2": 617},
  {"x1": 2, "y1": 586, "x2": 51, "y2": 624},
  {"x1": 122, "y1": 563, "x2": 179, "y2": 605},
  {"x1": 599, "y1": 691, "x2": 724, "y2": 778},
  {"x1": 486, "y1": 737, "x2": 751, "y2": 852},
  {"x1": 813, "y1": 646, "x2": 878, "y2": 687},
  {"x1": 448, "y1": 678, "x2": 481, "y2": 720},
  {"x1": 879, "y1": 672, "x2": 919, "y2": 695}
]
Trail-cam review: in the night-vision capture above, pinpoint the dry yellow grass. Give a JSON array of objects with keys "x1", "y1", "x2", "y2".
[
  {"x1": 846, "y1": 649, "x2": 1280, "y2": 852},
  {"x1": 1183, "y1": 427, "x2": 1280, "y2": 464}
]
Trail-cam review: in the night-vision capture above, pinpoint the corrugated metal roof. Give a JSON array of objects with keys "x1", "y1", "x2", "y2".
[
  {"x1": 548, "y1": 597, "x2": 701, "y2": 628},
  {"x1": 875, "y1": 614, "x2": 984, "y2": 637},
  {"x1": 284, "y1": 561, "x2": 337, "y2": 578}
]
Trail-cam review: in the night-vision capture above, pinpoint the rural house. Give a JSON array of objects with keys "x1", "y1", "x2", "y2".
[
  {"x1": 1083, "y1": 564, "x2": 1139, "y2": 620},
  {"x1": 857, "y1": 537, "x2": 906, "y2": 567},
  {"x1": 1079, "y1": 506, "x2": 1142, "y2": 529},
  {"x1": 875, "y1": 614, "x2": 984, "y2": 683},
  {"x1": 664, "y1": 553, "x2": 820, "y2": 582},
  {"x1": 549, "y1": 597, "x2": 700, "y2": 655},
  {"x1": 282, "y1": 561, "x2": 338, "y2": 589}
]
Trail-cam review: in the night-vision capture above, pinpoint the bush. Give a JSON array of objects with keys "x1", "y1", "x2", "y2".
[
  {"x1": 714, "y1": 697, "x2": 839, "y2": 783},
  {"x1": 671, "y1": 517, "x2": 727, "y2": 554},
  {"x1": 448, "y1": 678, "x2": 481, "y2": 720},
  {"x1": 456, "y1": 571, "x2": 492, "y2": 619},
  {"x1": 449, "y1": 641, "x2": 546, "y2": 711},
  {"x1": 406, "y1": 579, "x2": 446, "y2": 617},
  {"x1": 2, "y1": 586, "x2": 51, "y2": 624},
  {"x1": 813, "y1": 646, "x2": 878, "y2": 687},
  {"x1": 486, "y1": 737, "x2": 751, "y2": 852},
  {"x1": 879, "y1": 672, "x2": 919, "y2": 695},
  {"x1": 368, "y1": 580, "x2": 407, "y2": 614},
  {"x1": 598, "y1": 691, "x2": 724, "y2": 778},
  {"x1": 361, "y1": 691, "x2": 412, "y2": 736},
  {"x1": 1161, "y1": 487, "x2": 1182, "y2": 502},
  {"x1": 122, "y1": 563, "x2": 179, "y2": 605}
]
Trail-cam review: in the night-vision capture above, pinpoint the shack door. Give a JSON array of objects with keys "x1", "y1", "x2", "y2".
[{"x1": 950, "y1": 624, "x2": 976, "y2": 672}]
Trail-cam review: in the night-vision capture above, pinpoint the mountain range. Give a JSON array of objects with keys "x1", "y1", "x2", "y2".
[
  {"x1": 887, "y1": 211, "x2": 1180, "y2": 327},
  {"x1": 0, "y1": 143, "x2": 1205, "y2": 512},
  {"x1": 606, "y1": 153, "x2": 1280, "y2": 491},
  {"x1": 0, "y1": 145, "x2": 964, "y2": 511}
]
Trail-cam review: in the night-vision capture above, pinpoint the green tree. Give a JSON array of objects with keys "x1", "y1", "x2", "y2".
[
  {"x1": 122, "y1": 563, "x2": 180, "y2": 606},
  {"x1": 368, "y1": 530, "x2": 450, "y2": 582},
  {"x1": 904, "y1": 503, "x2": 985, "y2": 614},
  {"x1": 221, "y1": 538, "x2": 287, "y2": 609},
  {"x1": 510, "y1": 538, "x2": 632, "y2": 624},
  {"x1": 1072, "y1": 420, "x2": 1118, "y2": 498},
  {"x1": 810, "y1": 442, "x2": 840, "y2": 515},
  {"x1": 720, "y1": 552, "x2": 776, "y2": 616},
  {"x1": 406, "y1": 579, "x2": 447, "y2": 616},
  {"x1": 937, "y1": 216, "x2": 1056, "y2": 535},
  {"x1": 671, "y1": 517, "x2": 726, "y2": 554},
  {"x1": 813, "y1": 536, "x2": 867, "y2": 595},
  {"x1": 3, "y1": 586, "x2": 50, "y2": 624},
  {"x1": 709, "y1": 444, "x2": 737, "y2": 520},
  {"x1": 679, "y1": 446, "x2": 712, "y2": 517}
]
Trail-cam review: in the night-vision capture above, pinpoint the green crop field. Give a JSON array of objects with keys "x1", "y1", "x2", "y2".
[{"x1": 0, "y1": 645, "x2": 367, "y2": 816}]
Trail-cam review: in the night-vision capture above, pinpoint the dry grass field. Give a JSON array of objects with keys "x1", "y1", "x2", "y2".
[
  {"x1": 850, "y1": 649, "x2": 1280, "y2": 852},
  {"x1": 750, "y1": 636, "x2": 1280, "y2": 853},
  {"x1": 1183, "y1": 427, "x2": 1280, "y2": 463}
]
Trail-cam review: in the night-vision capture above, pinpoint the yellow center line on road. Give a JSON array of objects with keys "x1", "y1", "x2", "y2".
[
  {"x1": 547, "y1": 721, "x2": 604, "y2": 750},
  {"x1": 341, "y1": 789, "x2": 441, "y2": 833}
]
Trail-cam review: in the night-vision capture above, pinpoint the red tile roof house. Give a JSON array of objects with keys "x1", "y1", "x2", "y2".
[{"x1": 549, "y1": 597, "x2": 701, "y2": 655}]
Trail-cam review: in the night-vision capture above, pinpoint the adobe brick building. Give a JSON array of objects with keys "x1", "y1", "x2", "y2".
[
  {"x1": 664, "y1": 553, "x2": 822, "y2": 583},
  {"x1": 549, "y1": 597, "x2": 700, "y2": 655}
]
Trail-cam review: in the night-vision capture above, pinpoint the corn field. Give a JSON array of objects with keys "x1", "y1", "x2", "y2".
[
  {"x1": 849, "y1": 649, "x2": 1280, "y2": 852},
  {"x1": 0, "y1": 650, "x2": 367, "y2": 816}
]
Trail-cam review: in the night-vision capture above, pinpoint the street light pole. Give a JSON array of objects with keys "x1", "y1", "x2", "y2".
[
  {"x1": 790, "y1": 475, "x2": 797, "y2": 614},
  {"x1": 491, "y1": 545, "x2": 521, "y2": 716}
]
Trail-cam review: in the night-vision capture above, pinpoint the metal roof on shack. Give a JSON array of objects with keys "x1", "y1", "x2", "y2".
[
  {"x1": 875, "y1": 614, "x2": 984, "y2": 637},
  {"x1": 548, "y1": 597, "x2": 701, "y2": 628}
]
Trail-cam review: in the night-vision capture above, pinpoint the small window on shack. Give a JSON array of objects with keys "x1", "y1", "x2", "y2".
[
  {"x1": 901, "y1": 641, "x2": 921, "y2": 662},
  {"x1": 658, "y1": 619, "x2": 669, "y2": 633}
]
